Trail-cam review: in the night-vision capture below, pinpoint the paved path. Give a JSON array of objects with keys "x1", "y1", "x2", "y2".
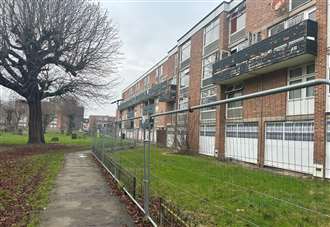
[{"x1": 40, "y1": 151, "x2": 134, "y2": 227}]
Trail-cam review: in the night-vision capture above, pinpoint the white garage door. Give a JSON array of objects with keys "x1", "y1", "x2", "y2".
[
  {"x1": 225, "y1": 122, "x2": 258, "y2": 164},
  {"x1": 326, "y1": 121, "x2": 330, "y2": 178},
  {"x1": 265, "y1": 121, "x2": 314, "y2": 174},
  {"x1": 166, "y1": 127, "x2": 175, "y2": 148},
  {"x1": 199, "y1": 123, "x2": 216, "y2": 156}
]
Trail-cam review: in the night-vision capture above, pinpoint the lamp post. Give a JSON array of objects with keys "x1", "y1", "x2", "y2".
[{"x1": 111, "y1": 99, "x2": 123, "y2": 143}]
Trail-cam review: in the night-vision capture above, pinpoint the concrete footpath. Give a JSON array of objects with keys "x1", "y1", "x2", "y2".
[{"x1": 40, "y1": 151, "x2": 134, "y2": 227}]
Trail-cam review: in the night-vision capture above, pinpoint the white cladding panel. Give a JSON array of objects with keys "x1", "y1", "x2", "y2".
[
  {"x1": 265, "y1": 121, "x2": 314, "y2": 174},
  {"x1": 225, "y1": 122, "x2": 258, "y2": 164}
]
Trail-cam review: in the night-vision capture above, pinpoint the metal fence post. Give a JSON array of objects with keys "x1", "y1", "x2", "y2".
[
  {"x1": 143, "y1": 116, "x2": 150, "y2": 218},
  {"x1": 102, "y1": 134, "x2": 105, "y2": 163}
]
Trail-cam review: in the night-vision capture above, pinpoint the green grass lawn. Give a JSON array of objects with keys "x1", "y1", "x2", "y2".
[
  {"x1": 0, "y1": 132, "x2": 92, "y2": 147},
  {"x1": 0, "y1": 149, "x2": 65, "y2": 226},
  {"x1": 109, "y1": 146, "x2": 330, "y2": 226}
]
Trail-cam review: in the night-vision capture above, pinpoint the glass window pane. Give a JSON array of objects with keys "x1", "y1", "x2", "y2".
[
  {"x1": 205, "y1": 19, "x2": 219, "y2": 47},
  {"x1": 203, "y1": 53, "x2": 217, "y2": 79},
  {"x1": 289, "y1": 79, "x2": 302, "y2": 99},
  {"x1": 181, "y1": 41, "x2": 191, "y2": 62},
  {"x1": 306, "y1": 64, "x2": 315, "y2": 74},
  {"x1": 306, "y1": 76, "x2": 315, "y2": 97},
  {"x1": 291, "y1": 0, "x2": 310, "y2": 11},
  {"x1": 289, "y1": 67, "x2": 303, "y2": 78},
  {"x1": 287, "y1": 13, "x2": 304, "y2": 27},
  {"x1": 236, "y1": 13, "x2": 246, "y2": 31}
]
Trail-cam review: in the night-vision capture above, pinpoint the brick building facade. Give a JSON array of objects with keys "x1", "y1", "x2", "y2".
[{"x1": 118, "y1": 0, "x2": 330, "y2": 178}]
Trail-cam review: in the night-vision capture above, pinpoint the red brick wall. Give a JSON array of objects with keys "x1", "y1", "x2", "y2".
[
  {"x1": 219, "y1": 12, "x2": 229, "y2": 51},
  {"x1": 216, "y1": 12, "x2": 229, "y2": 158},
  {"x1": 243, "y1": 70, "x2": 287, "y2": 119},
  {"x1": 187, "y1": 29, "x2": 203, "y2": 152},
  {"x1": 314, "y1": 0, "x2": 327, "y2": 167},
  {"x1": 246, "y1": 0, "x2": 289, "y2": 35},
  {"x1": 164, "y1": 52, "x2": 177, "y2": 80}
]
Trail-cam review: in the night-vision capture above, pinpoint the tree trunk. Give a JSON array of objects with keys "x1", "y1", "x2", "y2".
[{"x1": 28, "y1": 99, "x2": 45, "y2": 144}]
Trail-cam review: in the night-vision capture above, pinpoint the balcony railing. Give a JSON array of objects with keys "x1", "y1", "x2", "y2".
[
  {"x1": 212, "y1": 20, "x2": 317, "y2": 84},
  {"x1": 143, "y1": 104, "x2": 155, "y2": 116},
  {"x1": 118, "y1": 80, "x2": 177, "y2": 111},
  {"x1": 127, "y1": 111, "x2": 134, "y2": 119}
]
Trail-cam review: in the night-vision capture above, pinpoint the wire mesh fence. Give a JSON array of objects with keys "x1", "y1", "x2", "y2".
[{"x1": 93, "y1": 79, "x2": 330, "y2": 226}]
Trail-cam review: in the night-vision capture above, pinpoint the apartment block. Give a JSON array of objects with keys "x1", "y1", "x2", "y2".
[{"x1": 118, "y1": 0, "x2": 330, "y2": 178}]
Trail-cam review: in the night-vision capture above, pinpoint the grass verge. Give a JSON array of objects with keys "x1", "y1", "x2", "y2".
[
  {"x1": 0, "y1": 146, "x2": 79, "y2": 226},
  {"x1": 0, "y1": 132, "x2": 92, "y2": 147},
  {"x1": 109, "y1": 146, "x2": 330, "y2": 226}
]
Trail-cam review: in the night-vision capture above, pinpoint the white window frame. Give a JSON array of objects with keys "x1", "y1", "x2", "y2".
[
  {"x1": 202, "y1": 51, "x2": 219, "y2": 80},
  {"x1": 180, "y1": 41, "x2": 191, "y2": 63},
  {"x1": 287, "y1": 63, "x2": 315, "y2": 101},
  {"x1": 204, "y1": 19, "x2": 220, "y2": 47},
  {"x1": 230, "y1": 12, "x2": 246, "y2": 35},
  {"x1": 268, "y1": 7, "x2": 316, "y2": 37},
  {"x1": 179, "y1": 68, "x2": 190, "y2": 89},
  {"x1": 226, "y1": 89, "x2": 243, "y2": 120},
  {"x1": 289, "y1": 0, "x2": 311, "y2": 12},
  {"x1": 200, "y1": 86, "x2": 217, "y2": 124},
  {"x1": 143, "y1": 76, "x2": 149, "y2": 90}
]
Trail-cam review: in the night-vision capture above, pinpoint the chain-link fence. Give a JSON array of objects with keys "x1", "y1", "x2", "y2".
[{"x1": 93, "y1": 79, "x2": 330, "y2": 226}]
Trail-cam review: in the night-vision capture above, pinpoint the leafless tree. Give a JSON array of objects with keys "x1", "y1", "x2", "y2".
[
  {"x1": 41, "y1": 101, "x2": 56, "y2": 133},
  {"x1": 0, "y1": 0, "x2": 120, "y2": 143}
]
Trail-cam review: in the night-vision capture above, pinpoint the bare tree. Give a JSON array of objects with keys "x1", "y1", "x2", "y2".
[
  {"x1": 41, "y1": 101, "x2": 56, "y2": 133},
  {"x1": 0, "y1": 0, "x2": 120, "y2": 143}
]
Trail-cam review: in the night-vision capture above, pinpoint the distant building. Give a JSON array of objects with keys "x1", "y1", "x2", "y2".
[
  {"x1": 82, "y1": 118, "x2": 90, "y2": 132},
  {"x1": 0, "y1": 97, "x2": 85, "y2": 133},
  {"x1": 88, "y1": 115, "x2": 116, "y2": 134}
]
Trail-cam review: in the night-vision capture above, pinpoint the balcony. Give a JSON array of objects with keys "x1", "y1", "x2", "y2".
[
  {"x1": 127, "y1": 111, "x2": 134, "y2": 119},
  {"x1": 143, "y1": 104, "x2": 155, "y2": 116},
  {"x1": 118, "y1": 80, "x2": 177, "y2": 111},
  {"x1": 212, "y1": 20, "x2": 317, "y2": 84}
]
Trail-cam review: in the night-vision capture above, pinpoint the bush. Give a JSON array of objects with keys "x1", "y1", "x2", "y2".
[
  {"x1": 71, "y1": 133, "x2": 77, "y2": 139},
  {"x1": 50, "y1": 137, "x2": 59, "y2": 143}
]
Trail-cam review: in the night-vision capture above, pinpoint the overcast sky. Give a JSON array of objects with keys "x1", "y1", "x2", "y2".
[
  {"x1": 85, "y1": 0, "x2": 222, "y2": 116},
  {"x1": 0, "y1": 0, "x2": 223, "y2": 117}
]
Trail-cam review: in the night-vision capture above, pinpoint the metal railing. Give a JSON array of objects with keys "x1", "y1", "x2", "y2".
[{"x1": 95, "y1": 79, "x2": 330, "y2": 226}]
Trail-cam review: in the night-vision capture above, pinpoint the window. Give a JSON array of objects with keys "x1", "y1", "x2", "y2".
[
  {"x1": 288, "y1": 68, "x2": 303, "y2": 99},
  {"x1": 288, "y1": 63, "x2": 315, "y2": 100},
  {"x1": 202, "y1": 52, "x2": 219, "y2": 80},
  {"x1": 268, "y1": 7, "x2": 316, "y2": 36},
  {"x1": 156, "y1": 66, "x2": 164, "y2": 83},
  {"x1": 144, "y1": 76, "x2": 149, "y2": 89},
  {"x1": 200, "y1": 86, "x2": 217, "y2": 123},
  {"x1": 287, "y1": 13, "x2": 304, "y2": 27},
  {"x1": 306, "y1": 64, "x2": 315, "y2": 97},
  {"x1": 204, "y1": 19, "x2": 219, "y2": 47},
  {"x1": 179, "y1": 89, "x2": 188, "y2": 110},
  {"x1": 179, "y1": 68, "x2": 189, "y2": 89},
  {"x1": 226, "y1": 85, "x2": 243, "y2": 119},
  {"x1": 230, "y1": 40, "x2": 249, "y2": 53},
  {"x1": 180, "y1": 41, "x2": 191, "y2": 63},
  {"x1": 231, "y1": 13, "x2": 246, "y2": 34},
  {"x1": 201, "y1": 87, "x2": 217, "y2": 104},
  {"x1": 290, "y1": 0, "x2": 311, "y2": 11}
]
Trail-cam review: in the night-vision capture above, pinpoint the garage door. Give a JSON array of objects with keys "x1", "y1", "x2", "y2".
[
  {"x1": 199, "y1": 123, "x2": 216, "y2": 156},
  {"x1": 126, "y1": 129, "x2": 134, "y2": 140},
  {"x1": 265, "y1": 121, "x2": 314, "y2": 174},
  {"x1": 326, "y1": 121, "x2": 330, "y2": 178},
  {"x1": 166, "y1": 127, "x2": 175, "y2": 148},
  {"x1": 225, "y1": 122, "x2": 258, "y2": 164}
]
